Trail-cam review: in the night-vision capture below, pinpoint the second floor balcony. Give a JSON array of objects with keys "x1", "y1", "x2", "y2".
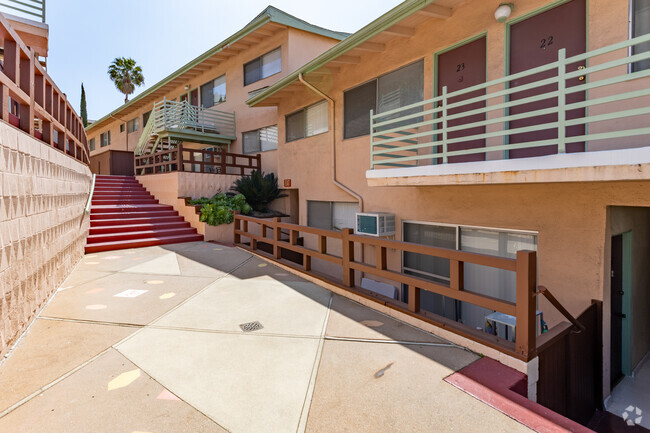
[{"x1": 367, "y1": 34, "x2": 650, "y2": 186}]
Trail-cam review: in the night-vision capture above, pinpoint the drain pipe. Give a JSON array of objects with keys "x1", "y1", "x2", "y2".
[
  {"x1": 298, "y1": 74, "x2": 364, "y2": 212},
  {"x1": 298, "y1": 74, "x2": 365, "y2": 278}
]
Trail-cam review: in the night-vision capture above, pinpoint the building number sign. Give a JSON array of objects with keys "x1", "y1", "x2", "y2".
[{"x1": 540, "y1": 35, "x2": 554, "y2": 49}]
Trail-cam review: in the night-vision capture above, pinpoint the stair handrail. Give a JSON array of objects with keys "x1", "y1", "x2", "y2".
[
  {"x1": 84, "y1": 173, "x2": 96, "y2": 215},
  {"x1": 535, "y1": 285, "x2": 586, "y2": 332},
  {"x1": 135, "y1": 102, "x2": 159, "y2": 156}
]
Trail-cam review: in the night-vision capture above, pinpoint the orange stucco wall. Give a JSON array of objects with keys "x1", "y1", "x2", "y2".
[{"x1": 264, "y1": 0, "x2": 650, "y2": 398}]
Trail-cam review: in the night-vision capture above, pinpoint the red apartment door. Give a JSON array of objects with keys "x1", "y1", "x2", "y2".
[
  {"x1": 437, "y1": 36, "x2": 487, "y2": 163},
  {"x1": 190, "y1": 88, "x2": 199, "y2": 106},
  {"x1": 508, "y1": 0, "x2": 586, "y2": 158}
]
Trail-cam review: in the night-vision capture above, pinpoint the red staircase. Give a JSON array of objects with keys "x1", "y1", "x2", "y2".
[{"x1": 85, "y1": 175, "x2": 203, "y2": 253}]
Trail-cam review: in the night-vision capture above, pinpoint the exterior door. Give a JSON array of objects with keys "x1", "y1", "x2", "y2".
[
  {"x1": 610, "y1": 234, "x2": 624, "y2": 388},
  {"x1": 437, "y1": 36, "x2": 487, "y2": 163},
  {"x1": 508, "y1": 0, "x2": 586, "y2": 158},
  {"x1": 190, "y1": 88, "x2": 199, "y2": 106}
]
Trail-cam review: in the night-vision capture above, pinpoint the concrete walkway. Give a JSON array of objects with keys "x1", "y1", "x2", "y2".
[{"x1": 0, "y1": 242, "x2": 533, "y2": 433}]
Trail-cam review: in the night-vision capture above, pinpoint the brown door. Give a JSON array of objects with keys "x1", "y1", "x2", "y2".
[
  {"x1": 190, "y1": 88, "x2": 199, "y2": 106},
  {"x1": 437, "y1": 37, "x2": 487, "y2": 163},
  {"x1": 508, "y1": 0, "x2": 586, "y2": 159},
  {"x1": 610, "y1": 234, "x2": 624, "y2": 388}
]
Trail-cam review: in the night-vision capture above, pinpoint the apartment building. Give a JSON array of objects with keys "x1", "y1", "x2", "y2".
[
  {"x1": 244, "y1": 0, "x2": 650, "y2": 423},
  {"x1": 85, "y1": 6, "x2": 348, "y2": 177}
]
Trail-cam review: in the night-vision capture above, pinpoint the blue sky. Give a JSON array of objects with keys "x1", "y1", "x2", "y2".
[{"x1": 37, "y1": 0, "x2": 404, "y2": 121}]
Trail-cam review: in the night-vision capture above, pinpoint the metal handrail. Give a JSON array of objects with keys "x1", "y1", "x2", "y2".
[
  {"x1": 370, "y1": 33, "x2": 650, "y2": 168},
  {"x1": 84, "y1": 173, "x2": 96, "y2": 215}
]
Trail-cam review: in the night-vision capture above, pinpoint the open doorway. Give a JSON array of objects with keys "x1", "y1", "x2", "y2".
[{"x1": 606, "y1": 207, "x2": 650, "y2": 429}]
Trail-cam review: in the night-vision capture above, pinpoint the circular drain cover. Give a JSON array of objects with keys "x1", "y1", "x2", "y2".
[{"x1": 239, "y1": 321, "x2": 264, "y2": 332}]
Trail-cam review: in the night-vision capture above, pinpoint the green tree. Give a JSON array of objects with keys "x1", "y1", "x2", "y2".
[
  {"x1": 107, "y1": 57, "x2": 144, "y2": 103},
  {"x1": 80, "y1": 83, "x2": 88, "y2": 127}
]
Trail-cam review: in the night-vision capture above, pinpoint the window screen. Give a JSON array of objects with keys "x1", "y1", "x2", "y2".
[
  {"x1": 306, "y1": 101, "x2": 328, "y2": 136},
  {"x1": 89, "y1": 138, "x2": 95, "y2": 151},
  {"x1": 377, "y1": 60, "x2": 424, "y2": 115},
  {"x1": 344, "y1": 81, "x2": 377, "y2": 139},
  {"x1": 632, "y1": 0, "x2": 650, "y2": 72},
  {"x1": 307, "y1": 201, "x2": 332, "y2": 229},
  {"x1": 127, "y1": 118, "x2": 139, "y2": 133},
  {"x1": 262, "y1": 48, "x2": 281, "y2": 78},
  {"x1": 143, "y1": 110, "x2": 151, "y2": 126},
  {"x1": 201, "y1": 80, "x2": 214, "y2": 108},
  {"x1": 243, "y1": 130, "x2": 261, "y2": 154},
  {"x1": 244, "y1": 57, "x2": 262, "y2": 86},
  {"x1": 286, "y1": 109, "x2": 306, "y2": 142},
  {"x1": 332, "y1": 202, "x2": 358, "y2": 231}
]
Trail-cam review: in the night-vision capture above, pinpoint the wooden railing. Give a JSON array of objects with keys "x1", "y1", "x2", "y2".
[
  {"x1": 0, "y1": 13, "x2": 88, "y2": 164},
  {"x1": 370, "y1": 33, "x2": 650, "y2": 169},
  {"x1": 135, "y1": 145, "x2": 261, "y2": 176},
  {"x1": 234, "y1": 214, "x2": 539, "y2": 360}
]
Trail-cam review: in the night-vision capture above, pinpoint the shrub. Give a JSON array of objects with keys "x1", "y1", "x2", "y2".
[
  {"x1": 189, "y1": 193, "x2": 251, "y2": 226},
  {"x1": 231, "y1": 170, "x2": 285, "y2": 212}
]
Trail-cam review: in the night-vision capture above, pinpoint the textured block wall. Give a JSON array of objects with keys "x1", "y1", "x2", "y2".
[{"x1": 0, "y1": 123, "x2": 91, "y2": 355}]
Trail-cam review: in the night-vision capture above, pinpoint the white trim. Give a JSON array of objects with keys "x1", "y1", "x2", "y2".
[{"x1": 367, "y1": 146, "x2": 650, "y2": 180}]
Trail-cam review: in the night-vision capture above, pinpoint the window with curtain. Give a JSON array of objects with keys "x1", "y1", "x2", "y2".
[
  {"x1": 285, "y1": 101, "x2": 328, "y2": 142},
  {"x1": 200, "y1": 74, "x2": 226, "y2": 108},
  {"x1": 100, "y1": 131, "x2": 110, "y2": 147},
  {"x1": 89, "y1": 138, "x2": 95, "y2": 151},
  {"x1": 632, "y1": 0, "x2": 650, "y2": 72},
  {"x1": 242, "y1": 125, "x2": 278, "y2": 154},
  {"x1": 343, "y1": 60, "x2": 424, "y2": 139},
  {"x1": 244, "y1": 48, "x2": 281, "y2": 86},
  {"x1": 307, "y1": 201, "x2": 358, "y2": 231},
  {"x1": 402, "y1": 222, "x2": 537, "y2": 330},
  {"x1": 127, "y1": 117, "x2": 139, "y2": 133}
]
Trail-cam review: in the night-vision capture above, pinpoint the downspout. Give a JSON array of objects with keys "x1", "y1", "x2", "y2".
[
  {"x1": 297, "y1": 73, "x2": 364, "y2": 212},
  {"x1": 298, "y1": 74, "x2": 365, "y2": 279}
]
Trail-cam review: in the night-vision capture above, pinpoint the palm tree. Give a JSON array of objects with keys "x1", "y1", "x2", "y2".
[{"x1": 107, "y1": 57, "x2": 144, "y2": 103}]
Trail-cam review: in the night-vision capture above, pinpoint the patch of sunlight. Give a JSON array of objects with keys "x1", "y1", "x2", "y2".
[
  {"x1": 131, "y1": 431, "x2": 156, "y2": 433},
  {"x1": 159, "y1": 292, "x2": 176, "y2": 300},
  {"x1": 132, "y1": 257, "x2": 143, "y2": 261},
  {"x1": 85, "y1": 288, "x2": 104, "y2": 294},
  {"x1": 275, "y1": 273, "x2": 289, "y2": 277},
  {"x1": 213, "y1": 248, "x2": 223, "y2": 251},
  {"x1": 258, "y1": 263, "x2": 268, "y2": 268},
  {"x1": 108, "y1": 369, "x2": 141, "y2": 391},
  {"x1": 85, "y1": 261, "x2": 100, "y2": 265},
  {"x1": 156, "y1": 389, "x2": 181, "y2": 401},
  {"x1": 85, "y1": 254, "x2": 97, "y2": 258},
  {"x1": 85, "y1": 304, "x2": 107, "y2": 310},
  {"x1": 146, "y1": 280, "x2": 164, "y2": 285},
  {"x1": 361, "y1": 320, "x2": 384, "y2": 328},
  {"x1": 124, "y1": 251, "x2": 136, "y2": 254},
  {"x1": 114, "y1": 289, "x2": 148, "y2": 298},
  {"x1": 102, "y1": 255, "x2": 122, "y2": 260}
]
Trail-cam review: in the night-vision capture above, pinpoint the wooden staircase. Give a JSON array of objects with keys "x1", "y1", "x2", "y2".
[{"x1": 85, "y1": 175, "x2": 203, "y2": 253}]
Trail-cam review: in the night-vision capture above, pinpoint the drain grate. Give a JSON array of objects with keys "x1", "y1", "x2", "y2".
[{"x1": 239, "y1": 321, "x2": 264, "y2": 332}]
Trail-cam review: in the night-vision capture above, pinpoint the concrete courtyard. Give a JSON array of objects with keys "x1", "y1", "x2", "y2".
[{"x1": 0, "y1": 242, "x2": 533, "y2": 433}]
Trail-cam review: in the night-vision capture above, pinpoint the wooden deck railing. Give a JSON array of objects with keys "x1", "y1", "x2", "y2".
[
  {"x1": 234, "y1": 214, "x2": 539, "y2": 360},
  {"x1": 135, "y1": 145, "x2": 261, "y2": 176},
  {"x1": 0, "y1": 13, "x2": 88, "y2": 164}
]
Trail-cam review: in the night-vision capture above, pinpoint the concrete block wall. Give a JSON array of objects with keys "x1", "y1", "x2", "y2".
[{"x1": 0, "y1": 123, "x2": 92, "y2": 355}]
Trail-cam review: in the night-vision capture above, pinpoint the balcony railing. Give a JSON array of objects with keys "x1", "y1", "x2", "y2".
[
  {"x1": 135, "y1": 145, "x2": 260, "y2": 176},
  {"x1": 135, "y1": 99, "x2": 236, "y2": 156},
  {"x1": 370, "y1": 34, "x2": 650, "y2": 170},
  {"x1": 0, "y1": 12, "x2": 88, "y2": 164},
  {"x1": 0, "y1": 0, "x2": 45, "y2": 23}
]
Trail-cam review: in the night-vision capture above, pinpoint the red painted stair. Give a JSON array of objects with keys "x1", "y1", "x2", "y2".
[{"x1": 85, "y1": 175, "x2": 203, "y2": 253}]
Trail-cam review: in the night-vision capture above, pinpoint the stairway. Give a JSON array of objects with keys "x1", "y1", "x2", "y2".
[{"x1": 85, "y1": 175, "x2": 203, "y2": 253}]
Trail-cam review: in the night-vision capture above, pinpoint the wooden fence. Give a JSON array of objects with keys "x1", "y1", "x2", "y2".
[
  {"x1": 135, "y1": 145, "x2": 260, "y2": 176},
  {"x1": 234, "y1": 214, "x2": 539, "y2": 361},
  {"x1": 0, "y1": 13, "x2": 88, "y2": 164}
]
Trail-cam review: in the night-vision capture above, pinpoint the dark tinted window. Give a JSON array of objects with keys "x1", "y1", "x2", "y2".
[
  {"x1": 343, "y1": 80, "x2": 376, "y2": 139},
  {"x1": 286, "y1": 109, "x2": 305, "y2": 142}
]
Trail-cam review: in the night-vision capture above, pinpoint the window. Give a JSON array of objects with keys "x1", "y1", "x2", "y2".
[
  {"x1": 244, "y1": 48, "x2": 281, "y2": 86},
  {"x1": 89, "y1": 138, "x2": 95, "y2": 151},
  {"x1": 402, "y1": 222, "x2": 537, "y2": 332},
  {"x1": 343, "y1": 60, "x2": 424, "y2": 139},
  {"x1": 242, "y1": 125, "x2": 278, "y2": 154},
  {"x1": 632, "y1": 0, "x2": 650, "y2": 72},
  {"x1": 286, "y1": 101, "x2": 328, "y2": 142},
  {"x1": 307, "y1": 201, "x2": 358, "y2": 231},
  {"x1": 143, "y1": 110, "x2": 152, "y2": 126},
  {"x1": 200, "y1": 74, "x2": 226, "y2": 108},
  {"x1": 100, "y1": 131, "x2": 111, "y2": 147},
  {"x1": 120, "y1": 123, "x2": 125, "y2": 133},
  {"x1": 127, "y1": 118, "x2": 139, "y2": 133}
]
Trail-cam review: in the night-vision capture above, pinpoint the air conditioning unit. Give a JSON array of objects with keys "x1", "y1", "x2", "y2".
[{"x1": 355, "y1": 212, "x2": 395, "y2": 237}]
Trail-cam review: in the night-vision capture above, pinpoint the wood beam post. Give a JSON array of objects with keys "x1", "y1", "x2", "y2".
[{"x1": 515, "y1": 250, "x2": 537, "y2": 360}]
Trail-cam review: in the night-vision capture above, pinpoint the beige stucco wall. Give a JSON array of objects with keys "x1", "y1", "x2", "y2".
[
  {"x1": 0, "y1": 122, "x2": 91, "y2": 355},
  {"x1": 87, "y1": 25, "x2": 341, "y2": 178},
  {"x1": 261, "y1": 0, "x2": 649, "y2": 399}
]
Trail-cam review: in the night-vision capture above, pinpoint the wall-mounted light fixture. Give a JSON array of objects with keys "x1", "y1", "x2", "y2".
[
  {"x1": 184, "y1": 84, "x2": 190, "y2": 90},
  {"x1": 494, "y1": 3, "x2": 513, "y2": 23}
]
